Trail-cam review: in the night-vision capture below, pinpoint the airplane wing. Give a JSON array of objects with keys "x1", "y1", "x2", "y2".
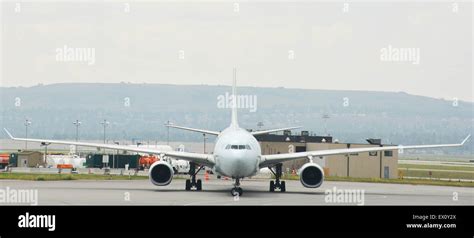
[
  {"x1": 3, "y1": 128, "x2": 215, "y2": 167},
  {"x1": 165, "y1": 124, "x2": 220, "y2": 136},
  {"x1": 259, "y1": 135, "x2": 471, "y2": 168},
  {"x1": 251, "y1": 126, "x2": 302, "y2": 136}
]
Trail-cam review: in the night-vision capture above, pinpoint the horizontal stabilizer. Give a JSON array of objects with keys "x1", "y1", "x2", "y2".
[
  {"x1": 165, "y1": 124, "x2": 220, "y2": 136},
  {"x1": 251, "y1": 126, "x2": 302, "y2": 136}
]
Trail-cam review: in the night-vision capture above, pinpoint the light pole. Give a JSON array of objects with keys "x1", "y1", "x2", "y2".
[
  {"x1": 72, "y1": 120, "x2": 81, "y2": 155},
  {"x1": 165, "y1": 120, "x2": 172, "y2": 145},
  {"x1": 24, "y1": 119, "x2": 31, "y2": 150},
  {"x1": 136, "y1": 142, "x2": 142, "y2": 170},
  {"x1": 100, "y1": 119, "x2": 109, "y2": 144},
  {"x1": 113, "y1": 141, "x2": 119, "y2": 169},
  {"x1": 73, "y1": 120, "x2": 81, "y2": 142},
  {"x1": 41, "y1": 142, "x2": 51, "y2": 165},
  {"x1": 203, "y1": 133, "x2": 207, "y2": 154}
]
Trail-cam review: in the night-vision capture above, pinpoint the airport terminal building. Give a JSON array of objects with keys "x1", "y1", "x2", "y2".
[{"x1": 255, "y1": 131, "x2": 399, "y2": 179}]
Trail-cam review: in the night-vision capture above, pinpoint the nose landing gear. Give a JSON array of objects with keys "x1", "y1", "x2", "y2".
[
  {"x1": 269, "y1": 163, "x2": 286, "y2": 192},
  {"x1": 185, "y1": 162, "x2": 204, "y2": 191},
  {"x1": 230, "y1": 178, "x2": 243, "y2": 196}
]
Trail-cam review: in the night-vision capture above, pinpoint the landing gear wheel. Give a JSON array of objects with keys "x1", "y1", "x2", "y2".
[
  {"x1": 269, "y1": 164, "x2": 286, "y2": 192},
  {"x1": 185, "y1": 179, "x2": 191, "y2": 191},
  {"x1": 185, "y1": 162, "x2": 205, "y2": 191},
  {"x1": 231, "y1": 187, "x2": 243, "y2": 196},
  {"x1": 231, "y1": 178, "x2": 243, "y2": 196},
  {"x1": 281, "y1": 181, "x2": 286, "y2": 192},
  {"x1": 196, "y1": 179, "x2": 202, "y2": 191}
]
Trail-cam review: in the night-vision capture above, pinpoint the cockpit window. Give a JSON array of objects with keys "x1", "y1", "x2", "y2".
[{"x1": 226, "y1": 144, "x2": 252, "y2": 150}]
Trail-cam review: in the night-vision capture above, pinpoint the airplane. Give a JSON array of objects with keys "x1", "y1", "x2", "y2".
[{"x1": 3, "y1": 71, "x2": 471, "y2": 196}]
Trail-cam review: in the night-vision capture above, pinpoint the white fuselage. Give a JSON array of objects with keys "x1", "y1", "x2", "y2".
[{"x1": 213, "y1": 126, "x2": 261, "y2": 178}]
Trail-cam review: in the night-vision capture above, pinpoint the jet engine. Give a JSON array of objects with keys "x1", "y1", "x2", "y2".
[
  {"x1": 298, "y1": 163, "x2": 324, "y2": 188},
  {"x1": 149, "y1": 161, "x2": 174, "y2": 186}
]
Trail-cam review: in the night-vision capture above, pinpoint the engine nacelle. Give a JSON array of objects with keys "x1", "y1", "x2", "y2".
[
  {"x1": 149, "y1": 161, "x2": 174, "y2": 186},
  {"x1": 298, "y1": 163, "x2": 325, "y2": 188}
]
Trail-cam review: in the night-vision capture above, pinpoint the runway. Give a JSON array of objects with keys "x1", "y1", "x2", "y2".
[{"x1": 1, "y1": 178, "x2": 472, "y2": 205}]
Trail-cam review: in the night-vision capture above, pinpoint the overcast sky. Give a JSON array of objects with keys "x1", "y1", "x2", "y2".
[{"x1": 1, "y1": 1, "x2": 472, "y2": 102}]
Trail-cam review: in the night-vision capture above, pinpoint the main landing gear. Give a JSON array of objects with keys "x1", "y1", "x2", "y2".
[
  {"x1": 185, "y1": 162, "x2": 203, "y2": 191},
  {"x1": 268, "y1": 163, "x2": 286, "y2": 192},
  {"x1": 230, "y1": 178, "x2": 243, "y2": 196}
]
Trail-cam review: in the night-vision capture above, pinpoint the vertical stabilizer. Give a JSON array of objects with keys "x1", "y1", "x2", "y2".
[{"x1": 230, "y1": 68, "x2": 239, "y2": 127}]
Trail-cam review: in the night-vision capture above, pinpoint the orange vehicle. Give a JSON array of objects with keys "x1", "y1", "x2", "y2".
[
  {"x1": 0, "y1": 154, "x2": 9, "y2": 167},
  {"x1": 139, "y1": 155, "x2": 159, "y2": 169},
  {"x1": 57, "y1": 164, "x2": 73, "y2": 169}
]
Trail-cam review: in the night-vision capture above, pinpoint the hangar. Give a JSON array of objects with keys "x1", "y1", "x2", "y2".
[{"x1": 255, "y1": 131, "x2": 398, "y2": 179}]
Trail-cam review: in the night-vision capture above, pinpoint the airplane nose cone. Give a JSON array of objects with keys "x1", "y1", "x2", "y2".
[
  {"x1": 218, "y1": 152, "x2": 256, "y2": 178},
  {"x1": 231, "y1": 157, "x2": 246, "y2": 175}
]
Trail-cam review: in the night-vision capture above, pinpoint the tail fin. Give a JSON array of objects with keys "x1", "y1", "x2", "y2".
[{"x1": 231, "y1": 68, "x2": 239, "y2": 127}]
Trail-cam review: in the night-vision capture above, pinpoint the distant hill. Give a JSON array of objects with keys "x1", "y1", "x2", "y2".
[{"x1": 0, "y1": 83, "x2": 472, "y2": 155}]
